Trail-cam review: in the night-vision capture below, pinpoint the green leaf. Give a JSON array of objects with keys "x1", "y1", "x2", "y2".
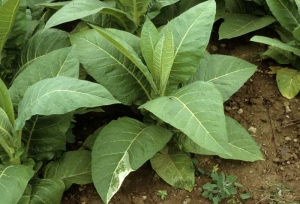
[
  {"x1": 251, "y1": 36, "x2": 300, "y2": 57},
  {"x1": 266, "y1": 0, "x2": 300, "y2": 32},
  {"x1": 0, "y1": 164, "x2": 34, "y2": 204},
  {"x1": 262, "y1": 46, "x2": 296, "y2": 64},
  {"x1": 9, "y1": 46, "x2": 79, "y2": 106},
  {"x1": 219, "y1": 14, "x2": 275, "y2": 39},
  {"x1": 116, "y1": 0, "x2": 151, "y2": 25},
  {"x1": 0, "y1": 0, "x2": 20, "y2": 59},
  {"x1": 70, "y1": 29, "x2": 151, "y2": 104},
  {"x1": 187, "y1": 54, "x2": 256, "y2": 101},
  {"x1": 0, "y1": 78, "x2": 14, "y2": 125},
  {"x1": 148, "y1": 0, "x2": 179, "y2": 19},
  {"x1": 22, "y1": 113, "x2": 73, "y2": 161},
  {"x1": 92, "y1": 117, "x2": 172, "y2": 204},
  {"x1": 45, "y1": 0, "x2": 136, "y2": 31},
  {"x1": 90, "y1": 25, "x2": 158, "y2": 96},
  {"x1": 162, "y1": 0, "x2": 216, "y2": 87},
  {"x1": 154, "y1": 26, "x2": 174, "y2": 95},
  {"x1": 18, "y1": 179, "x2": 65, "y2": 204},
  {"x1": 176, "y1": 116, "x2": 264, "y2": 162},
  {"x1": 293, "y1": 25, "x2": 300, "y2": 41},
  {"x1": 151, "y1": 146, "x2": 194, "y2": 191},
  {"x1": 140, "y1": 18, "x2": 159, "y2": 78},
  {"x1": 0, "y1": 108, "x2": 17, "y2": 159},
  {"x1": 44, "y1": 150, "x2": 92, "y2": 189},
  {"x1": 15, "y1": 76, "x2": 120, "y2": 130},
  {"x1": 140, "y1": 81, "x2": 229, "y2": 155},
  {"x1": 18, "y1": 29, "x2": 70, "y2": 77},
  {"x1": 276, "y1": 68, "x2": 300, "y2": 99}
]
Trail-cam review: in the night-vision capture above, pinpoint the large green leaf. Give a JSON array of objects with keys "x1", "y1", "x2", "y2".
[
  {"x1": 150, "y1": 146, "x2": 194, "y2": 191},
  {"x1": 262, "y1": 46, "x2": 297, "y2": 64},
  {"x1": 140, "y1": 81, "x2": 230, "y2": 155},
  {"x1": 70, "y1": 29, "x2": 151, "y2": 104},
  {"x1": 187, "y1": 54, "x2": 256, "y2": 101},
  {"x1": 90, "y1": 25, "x2": 158, "y2": 96},
  {"x1": 177, "y1": 116, "x2": 264, "y2": 162},
  {"x1": 116, "y1": 0, "x2": 151, "y2": 25},
  {"x1": 22, "y1": 113, "x2": 73, "y2": 161},
  {"x1": 0, "y1": 164, "x2": 34, "y2": 204},
  {"x1": 0, "y1": 108, "x2": 17, "y2": 160},
  {"x1": 15, "y1": 76, "x2": 120, "y2": 130},
  {"x1": 266, "y1": 0, "x2": 300, "y2": 32},
  {"x1": 161, "y1": 0, "x2": 216, "y2": 87},
  {"x1": 154, "y1": 26, "x2": 174, "y2": 95},
  {"x1": 17, "y1": 179, "x2": 65, "y2": 204},
  {"x1": 17, "y1": 29, "x2": 70, "y2": 78},
  {"x1": 276, "y1": 68, "x2": 300, "y2": 99},
  {"x1": 45, "y1": 0, "x2": 136, "y2": 31},
  {"x1": 219, "y1": 14, "x2": 275, "y2": 39},
  {"x1": 140, "y1": 18, "x2": 159, "y2": 79},
  {"x1": 9, "y1": 46, "x2": 79, "y2": 106},
  {"x1": 92, "y1": 117, "x2": 172, "y2": 204},
  {"x1": 44, "y1": 150, "x2": 92, "y2": 188},
  {"x1": 0, "y1": 79, "x2": 14, "y2": 124},
  {"x1": 251, "y1": 36, "x2": 300, "y2": 57},
  {"x1": 0, "y1": 0, "x2": 20, "y2": 59}
]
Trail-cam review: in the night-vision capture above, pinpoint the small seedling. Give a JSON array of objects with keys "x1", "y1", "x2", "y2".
[
  {"x1": 157, "y1": 190, "x2": 168, "y2": 200},
  {"x1": 201, "y1": 166, "x2": 250, "y2": 204}
]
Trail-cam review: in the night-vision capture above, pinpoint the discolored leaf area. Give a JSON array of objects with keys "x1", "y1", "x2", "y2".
[
  {"x1": 276, "y1": 68, "x2": 300, "y2": 99},
  {"x1": 92, "y1": 117, "x2": 172, "y2": 204}
]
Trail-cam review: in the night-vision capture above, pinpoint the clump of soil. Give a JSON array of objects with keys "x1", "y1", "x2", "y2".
[{"x1": 62, "y1": 36, "x2": 300, "y2": 204}]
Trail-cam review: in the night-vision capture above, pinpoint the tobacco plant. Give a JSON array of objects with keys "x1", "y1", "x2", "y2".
[{"x1": 0, "y1": 0, "x2": 264, "y2": 203}]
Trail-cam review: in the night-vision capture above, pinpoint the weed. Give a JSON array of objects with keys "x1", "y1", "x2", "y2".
[{"x1": 157, "y1": 190, "x2": 168, "y2": 200}]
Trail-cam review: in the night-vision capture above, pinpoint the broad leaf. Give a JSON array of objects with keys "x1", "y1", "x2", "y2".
[
  {"x1": 0, "y1": 0, "x2": 20, "y2": 58},
  {"x1": 140, "y1": 81, "x2": 230, "y2": 155},
  {"x1": 18, "y1": 179, "x2": 65, "y2": 204},
  {"x1": 18, "y1": 29, "x2": 70, "y2": 77},
  {"x1": 116, "y1": 0, "x2": 151, "y2": 25},
  {"x1": 276, "y1": 68, "x2": 300, "y2": 99},
  {"x1": 0, "y1": 108, "x2": 17, "y2": 159},
  {"x1": 151, "y1": 146, "x2": 194, "y2": 191},
  {"x1": 187, "y1": 54, "x2": 256, "y2": 101},
  {"x1": 161, "y1": 0, "x2": 216, "y2": 87},
  {"x1": 251, "y1": 36, "x2": 300, "y2": 57},
  {"x1": 90, "y1": 25, "x2": 158, "y2": 95},
  {"x1": 177, "y1": 116, "x2": 264, "y2": 162},
  {"x1": 44, "y1": 150, "x2": 92, "y2": 189},
  {"x1": 262, "y1": 46, "x2": 296, "y2": 64},
  {"x1": 92, "y1": 117, "x2": 172, "y2": 203},
  {"x1": 0, "y1": 164, "x2": 34, "y2": 204},
  {"x1": 266, "y1": 0, "x2": 300, "y2": 32},
  {"x1": 219, "y1": 14, "x2": 275, "y2": 39},
  {"x1": 70, "y1": 29, "x2": 151, "y2": 104},
  {"x1": 0, "y1": 78, "x2": 14, "y2": 124},
  {"x1": 45, "y1": 0, "x2": 136, "y2": 31},
  {"x1": 9, "y1": 46, "x2": 79, "y2": 105},
  {"x1": 148, "y1": 0, "x2": 179, "y2": 19},
  {"x1": 22, "y1": 113, "x2": 73, "y2": 160},
  {"x1": 15, "y1": 76, "x2": 120, "y2": 130},
  {"x1": 140, "y1": 18, "x2": 159, "y2": 78},
  {"x1": 154, "y1": 26, "x2": 174, "y2": 94},
  {"x1": 293, "y1": 25, "x2": 300, "y2": 41}
]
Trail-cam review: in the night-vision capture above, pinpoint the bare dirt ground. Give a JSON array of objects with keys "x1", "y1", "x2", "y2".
[{"x1": 62, "y1": 33, "x2": 300, "y2": 204}]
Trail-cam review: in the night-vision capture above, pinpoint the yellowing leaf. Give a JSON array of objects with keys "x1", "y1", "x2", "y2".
[{"x1": 276, "y1": 68, "x2": 300, "y2": 99}]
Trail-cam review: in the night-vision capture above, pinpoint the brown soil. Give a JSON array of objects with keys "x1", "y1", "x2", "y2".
[{"x1": 62, "y1": 36, "x2": 300, "y2": 204}]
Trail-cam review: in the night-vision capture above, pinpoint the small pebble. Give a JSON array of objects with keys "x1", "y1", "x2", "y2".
[
  {"x1": 211, "y1": 45, "x2": 218, "y2": 52},
  {"x1": 287, "y1": 161, "x2": 290, "y2": 165},
  {"x1": 273, "y1": 158, "x2": 280, "y2": 163},
  {"x1": 237, "y1": 108, "x2": 243, "y2": 114},
  {"x1": 280, "y1": 166, "x2": 284, "y2": 171},
  {"x1": 285, "y1": 137, "x2": 292, "y2": 141},
  {"x1": 248, "y1": 126, "x2": 257, "y2": 134},
  {"x1": 294, "y1": 139, "x2": 298, "y2": 142},
  {"x1": 142, "y1": 196, "x2": 147, "y2": 200}
]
